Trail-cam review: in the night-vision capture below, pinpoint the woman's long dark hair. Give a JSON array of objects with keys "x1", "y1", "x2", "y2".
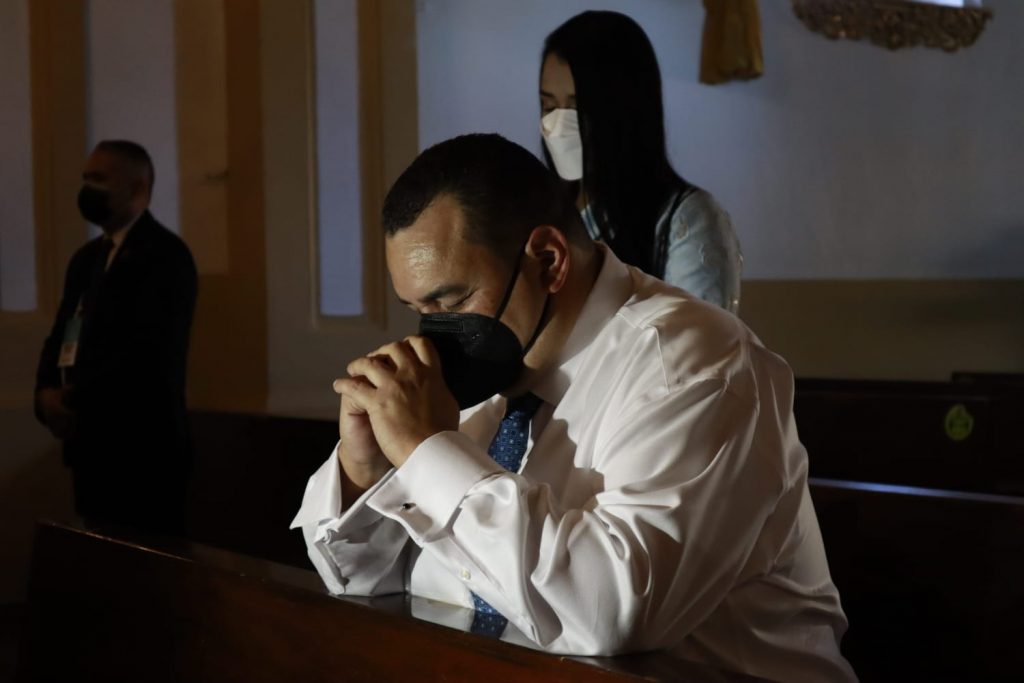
[{"x1": 542, "y1": 11, "x2": 690, "y2": 276}]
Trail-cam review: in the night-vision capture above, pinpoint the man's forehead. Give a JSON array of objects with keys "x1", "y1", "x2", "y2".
[
  {"x1": 84, "y1": 149, "x2": 125, "y2": 176},
  {"x1": 385, "y1": 194, "x2": 495, "y2": 300},
  {"x1": 387, "y1": 195, "x2": 463, "y2": 265}
]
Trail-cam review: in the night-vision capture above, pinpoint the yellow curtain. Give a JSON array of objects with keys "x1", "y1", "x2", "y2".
[{"x1": 700, "y1": 0, "x2": 764, "y2": 85}]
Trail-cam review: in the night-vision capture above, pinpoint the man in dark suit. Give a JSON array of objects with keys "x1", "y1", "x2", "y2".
[{"x1": 35, "y1": 140, "x2": 198, "y2": 535}]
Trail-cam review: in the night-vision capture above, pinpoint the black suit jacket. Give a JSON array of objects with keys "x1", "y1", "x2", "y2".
[{"x1": 35, "y1": 211, "x2": 198, "y2": 476}]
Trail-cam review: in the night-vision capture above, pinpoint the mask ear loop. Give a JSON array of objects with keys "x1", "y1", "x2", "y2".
[
  {"x1": 522, "y1": 295, "x2": 551, "y2": 355},
  {"x1": 491, "y1": 233, "x2": 552, "y2": 356},
  {"x1": 490, "y1": 236, "x2": 533, "y2": 326}
]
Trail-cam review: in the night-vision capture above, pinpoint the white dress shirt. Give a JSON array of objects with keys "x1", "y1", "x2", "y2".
[{"x1": 292, "y1": 246, "x2": 856, "y2": 683}]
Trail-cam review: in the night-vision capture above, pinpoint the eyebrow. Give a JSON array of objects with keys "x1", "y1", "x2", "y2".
[
  {"x1": 397, "y1": 283, "x2": 468, "y2": 306},
  {"x1": 539, "y1": 89, "x2": 575, "y2": 101}
]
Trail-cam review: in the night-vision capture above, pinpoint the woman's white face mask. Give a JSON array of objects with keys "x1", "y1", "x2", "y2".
[{"x1": 540, "y1": 108, "x2": 583, "y2": 181}]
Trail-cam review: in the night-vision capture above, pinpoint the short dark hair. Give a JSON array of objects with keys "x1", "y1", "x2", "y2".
[
  {"x1": 96, "y1": 139, "x2": 155, "y2": 195},
  {"x1": 382, "y1": 133, "x2": 585, "y2": 260}
]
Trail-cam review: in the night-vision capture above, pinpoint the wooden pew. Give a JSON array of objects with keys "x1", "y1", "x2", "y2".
[
  {"x1": 16, "y1": 521, "x2": 768, "y2": 683},
  {"x1": 186, "y1": 410, "x2": 338, "y2": 568},
  {"x1": 795, "y1": 377, "x2": 1024, "y2": 495},
  {"x1": 811, "y1": 479, "x2": 1024, "y2": 682},
  {"x1": 795, "y1": 378, "x2": 1024, "y2": 682}
]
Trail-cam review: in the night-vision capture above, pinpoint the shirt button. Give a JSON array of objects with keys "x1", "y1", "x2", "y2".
[{"x1": 459, "y1": 568, "x2": 471, "y2": 581}]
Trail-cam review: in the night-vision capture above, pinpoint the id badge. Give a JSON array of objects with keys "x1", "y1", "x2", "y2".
[{"x1": 58, "y1": 317, "x2": 82, "y2": 368}]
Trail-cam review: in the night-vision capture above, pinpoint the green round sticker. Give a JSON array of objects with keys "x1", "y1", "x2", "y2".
[{"x1": 944, "y1": 403, "x2": 974, "y2": 442}]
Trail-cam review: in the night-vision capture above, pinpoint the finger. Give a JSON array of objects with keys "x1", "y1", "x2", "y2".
[
  {"x1": 405, "y1": 335, "x2": 441, "y2": 368},
  {"x1": 346, "y1": 355, "x2": 396, "y2": 388},
  {"x1": 333, "y1": 376, "x2": 375, "y2": 409},
  {"x1": 367, "y1": 341, "x2": 420, "y2": 371},
  {"x1": 333, "y1": 376, "x2": 366, "y2": 394},
  {"x1": 338, "y1": 391, "x2": 368, "y2": 419}
]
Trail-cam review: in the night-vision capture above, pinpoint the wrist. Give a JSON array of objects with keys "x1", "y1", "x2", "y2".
[
  {"x1": 387, "y1": 427, "x2": 446, "y2": 470},
  {"x1": 339, "y1": 465, "x2": 389, "y2": 512},
  {"x1": 337, "y1": 444, "x2": 390, "y2": 491}
]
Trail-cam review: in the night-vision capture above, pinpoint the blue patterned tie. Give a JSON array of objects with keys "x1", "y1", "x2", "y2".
[{"x1": 469, "y1": 393, "x2": 543, "y2": 637}]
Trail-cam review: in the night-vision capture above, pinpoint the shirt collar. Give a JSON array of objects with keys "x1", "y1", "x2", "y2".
[
  {"x1": 529, "y1": 243, "x2": 634, "y2": 407},
  {"x1": 106, "y1": 210, "x2": 143, "y2": 248}
]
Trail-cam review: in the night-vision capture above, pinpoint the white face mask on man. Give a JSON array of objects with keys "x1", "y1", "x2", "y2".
[{"x1": 540, "y1": 108, "x2": 583, "y2": 181}]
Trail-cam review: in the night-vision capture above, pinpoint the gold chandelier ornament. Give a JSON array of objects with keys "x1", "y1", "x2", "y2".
[{"x1": 791, "y1": 0, "x2": 992, "y2": 52}]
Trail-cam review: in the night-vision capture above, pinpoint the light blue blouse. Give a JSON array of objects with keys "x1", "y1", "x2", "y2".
[{"x1": 582, "y1": 188, "x2": 742, "y2": 313}]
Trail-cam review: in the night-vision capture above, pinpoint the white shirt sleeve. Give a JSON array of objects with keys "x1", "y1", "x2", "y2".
[
  {"x1": 289, "y1": 443, "x2": 410, "y2": 596},
  {"x1": 364, "y1": 377, "x2": 783, "y2": 656}
]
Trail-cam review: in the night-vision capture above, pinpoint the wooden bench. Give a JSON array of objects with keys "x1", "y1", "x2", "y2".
[
  {"x1": 795, "y1": 377, "x2": 1024, "y2": 495},
  {"x1": 16, "y1": 521, "x2": 768, "y2": 682},
  {"x1": 811, "y1": 479, "x2": 1024, "y2": 682},
  {"x1": 186, "y1": 410, "x2": 338, "y2": 568},
  {"x1": 795, "y1": 378, "x2": 1024, "y2": 682}
]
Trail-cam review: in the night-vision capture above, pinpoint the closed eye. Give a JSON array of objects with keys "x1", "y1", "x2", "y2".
[{"x1": 443, "y1": 292, "x2": 473, "y2": 312}]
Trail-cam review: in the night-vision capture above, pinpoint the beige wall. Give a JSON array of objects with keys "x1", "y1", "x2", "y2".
[
  {"x1": 741, "y1": 280, "x2": 1024, "y2": 381},
  {"x1": 182, "y1": 0, "x2": 269, "y2": 413},
  {"x1": 0, "y1": 0, "x2": 85, "y2": 605},
  {"x1": 260, "y1": 0, "x2": 419, "y2": 419}
]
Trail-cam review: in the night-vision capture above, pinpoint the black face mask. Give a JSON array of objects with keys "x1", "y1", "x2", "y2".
[
  {"x1": 77, "y1": 185, "x2": 114, "y2": 226},
  {"x1": 419, "y1": 246, "x2": 549, "y2": 410}
]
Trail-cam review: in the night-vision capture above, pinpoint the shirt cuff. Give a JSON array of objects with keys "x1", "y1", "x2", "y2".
[
  {"x1": 290, "y1": 441, "x2": 395, "y2": 532},
  {"x1": 368, "y1": 430, "x2": 503, "y2": 544}
]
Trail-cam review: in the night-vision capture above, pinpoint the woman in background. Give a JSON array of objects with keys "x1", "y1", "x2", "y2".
[{"x1": 540, "y1": 10, "x2": 742, "y2": 312}]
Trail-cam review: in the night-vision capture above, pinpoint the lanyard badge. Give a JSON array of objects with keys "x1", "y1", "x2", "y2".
[{"x1": 58, "y1": 296, "x2": 88, "y2": 371}]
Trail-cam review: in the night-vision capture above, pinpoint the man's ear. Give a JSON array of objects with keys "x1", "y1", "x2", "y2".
[{"x1": 526, "y1": 225, "x2": 571, "y2": 294}]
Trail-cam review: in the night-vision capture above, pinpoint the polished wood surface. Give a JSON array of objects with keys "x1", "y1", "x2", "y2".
[{"x1": 16, "y1": 522, "x2": 768, "y2": 683}]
